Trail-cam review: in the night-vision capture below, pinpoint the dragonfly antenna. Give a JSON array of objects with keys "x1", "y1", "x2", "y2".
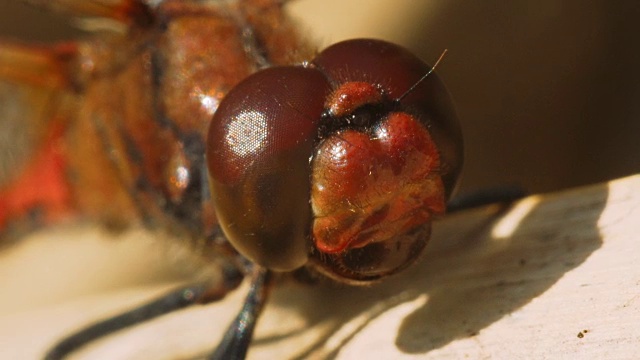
[{"x1": 396, "y1": 49, "x2": 448, "y2": 102}]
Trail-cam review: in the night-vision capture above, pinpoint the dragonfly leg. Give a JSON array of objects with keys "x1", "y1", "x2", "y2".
[
  {"x1": 43, "y1": 262, "x2": 245, "y2": 360},
  {"x1": 446, "y1": 186, "x2": 526, "y2": 213},
  {"x1": 208, "y1": 266, "x2": 274, "y2": 360}
]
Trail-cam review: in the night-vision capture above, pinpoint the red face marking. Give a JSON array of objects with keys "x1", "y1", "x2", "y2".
[
  {"x1": 311, "y1": 112, "x2": 445, "y2": 254},
  {"x1": 325, "y1": 81, "x2": 383, "y2": 117}
]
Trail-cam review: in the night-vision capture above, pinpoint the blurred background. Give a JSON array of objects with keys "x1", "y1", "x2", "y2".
[{"x1": 0, "y1": 0, "x2": 639, "y2": 194}]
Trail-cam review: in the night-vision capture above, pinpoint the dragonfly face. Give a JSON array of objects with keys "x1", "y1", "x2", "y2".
[
  {"x1": 0, "y1": 0, "x2": 462, "y2": 358},
  {"x1": 208, "y1": 38, "x2": 462, "y2": 281}
]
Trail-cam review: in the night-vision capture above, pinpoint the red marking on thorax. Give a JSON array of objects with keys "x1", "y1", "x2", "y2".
[{"x1": 0, "y1": 124, "x2": 72, "y2": 229}]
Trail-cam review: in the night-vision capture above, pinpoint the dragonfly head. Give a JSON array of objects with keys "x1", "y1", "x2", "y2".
[{"x1": 206, "y1": 39, "x2": 462, "y2": 283}]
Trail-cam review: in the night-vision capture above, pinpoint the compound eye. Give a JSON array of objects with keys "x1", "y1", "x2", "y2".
[{"x1": 206, "y1": 66, "x2": 331, "y2": 271}]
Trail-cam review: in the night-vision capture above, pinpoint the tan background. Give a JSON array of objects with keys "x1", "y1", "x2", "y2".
[{"x1": 0, "y1": 0, "x2": 639, "y2": 194}]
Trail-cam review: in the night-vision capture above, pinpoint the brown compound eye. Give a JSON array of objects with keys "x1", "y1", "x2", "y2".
[
  {"x1": 206, "y1": 39, "x2": 462, "y2": 282},
  {"x1": 206, "y1": 66, "x2": 331, "y2": 271}
]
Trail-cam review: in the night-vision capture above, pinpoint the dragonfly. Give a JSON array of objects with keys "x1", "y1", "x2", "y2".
[{"x1": 0, "y1": 0, "x2": 473, "y2": 358}]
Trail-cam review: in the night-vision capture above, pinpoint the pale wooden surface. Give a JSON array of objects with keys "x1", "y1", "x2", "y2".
[{"x1": 0, "y1": 175, "x2": 638, "y2": 359}]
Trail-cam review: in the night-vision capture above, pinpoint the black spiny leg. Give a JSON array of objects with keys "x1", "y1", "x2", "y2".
[
  {"x1": 44, "y1": 263, "x2": 244, "y2": 360},
  {"x1": 43, "y1": 284, "x2": 208, "y2": 360},
  {"x1": 209, "y1": 267, "x2": 274, "y2": 360}
]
